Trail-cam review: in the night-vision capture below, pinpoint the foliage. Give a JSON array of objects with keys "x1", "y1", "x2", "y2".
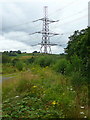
[
  {"x1": 26, "y1": 57, "x2": 35, "y2": 64},
  {"x1": 2, "y1": 68, "x2": 80, "y2": 118},
  {"x1": 2, "y1": 65, "x2": 17, "y2": 74},
  {"x1": 65, "y1": 28, "x2": 89, "y2": 84},
  {"x1": 65, "y1": 28, "x2": 89, "y2": 60},
  {"x1": 11, "y1": 58, "x2": 19, "y2": 66},
  {"x1": 70, "y1": 71, "x2": 87, "y2": 88},
  {"x1": 17, "y1": 50, "x2": 21, "y2": 54},
  {"x1": 15, "y1": 61, "x2": 24, "y2": 71},
  {"x1": 35, "y1": 55, "x2": 54, "y2": 67},
  {"x1": 53, "y1": 58, "x2": 69, "y2": 74},
  {"x1": 2, "y1": 54, "x2": 11, "y2": 63}
]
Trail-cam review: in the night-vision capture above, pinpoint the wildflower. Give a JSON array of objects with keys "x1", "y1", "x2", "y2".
[
  {"x1": 52, "y1": 101, "x2": 57, "y2": 105},
  {"x1": 70, "y1": 88, "x2": 73, "y2": 91},
  {"x1": 43, "y1": 91, "x2": 45, "y2": 93},
  {"x1": 80, "y1": 106, "x2": 84, "y2": 109},
  {"x1": 84, "y1": 116, "x2": 87, "y2": 118},
  {"x1": 32, "y1": 85, "x2": 37, "y2": 88},
  {"x1": 46, "y1": 66, "x2": 49, "y2": 69},
  {"x1": 15, "y1": 96, "x2": 19, "y2": 98},
  {"x1": 32, "y1": 68, "x2": 35, "y2": 70},
  {"x1": 80, "y1": 112, "x2": 84, "y2": 114}
]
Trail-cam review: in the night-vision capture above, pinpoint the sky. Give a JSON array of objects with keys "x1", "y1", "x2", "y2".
[{"x1": 0, "y1": 0, "x2": 89, "y2": 54}]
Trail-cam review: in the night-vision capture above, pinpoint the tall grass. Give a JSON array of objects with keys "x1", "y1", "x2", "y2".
[{"x1": 2, "y1": 54, "x2": 88, "y2": 118}]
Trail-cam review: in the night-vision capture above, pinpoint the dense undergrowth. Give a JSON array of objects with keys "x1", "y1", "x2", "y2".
[{"x1": 2, "y1": 53, "x2": 88, "y2": 119}]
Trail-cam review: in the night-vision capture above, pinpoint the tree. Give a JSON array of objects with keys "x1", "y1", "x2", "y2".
[
  {"x1": 33, "y1": 51, "x2": 38, "y2": 53},
  {"x1": 17, "y1": 50, "x2": 21, "y2": 54},
  {"x1": 65, "y1": 28, "x2": 89, "y2": 61},
  {"x1": 2, "y1": 54, "x2": 11, "y2": 63},
  {"x1": 65, "y1": 28, "x2": 89, "y2": 83}
]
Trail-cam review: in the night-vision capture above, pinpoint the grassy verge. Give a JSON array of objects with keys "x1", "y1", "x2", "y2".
[
  {"x1": 2, "y1": 53, "x2": 88, "y2": 119},
  {"x1": 2, "y1": 66, "x2": 88, "y2": 119}
]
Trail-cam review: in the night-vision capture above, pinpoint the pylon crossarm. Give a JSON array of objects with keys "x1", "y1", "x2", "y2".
[
  {"x1": 38, "y1": 43, "x2": 58, "y2": 46},
  {"x1": 47, "y1": 20, "x2": 59, "y2": 23},
  {"x1": 49, "y1": 33, "x2": 59, "y2": 35},
  {"x1": 35, "y1": 31, "x2": 60, "y2": 35},
  {"x1": 33, "y1": 18, "x2": 44, "y2": 22},
  {"x1": 29, "y1": 32, "x2": 38, "y2": 35}
]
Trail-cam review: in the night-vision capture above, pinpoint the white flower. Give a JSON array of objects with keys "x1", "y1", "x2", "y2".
[
  {"x1": 70, "y1": 88, "x2": 73, "y2": 91},
  {"x1": 84, "y1": 116, "x2": 87, "y2": 118},
  {"x1": 80, "y1": 106, "x2": 84, "y2": 109},
  {"x1": 15, "y1": 96, "x2": 19, "y2": 98},
  {"x1": 80, "y1": 112, "x2": 84, "y2": 114}
]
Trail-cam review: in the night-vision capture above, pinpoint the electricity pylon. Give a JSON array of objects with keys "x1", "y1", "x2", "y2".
[{"x1": 31, "y1": 6, "x2": 59, "y2": 54}]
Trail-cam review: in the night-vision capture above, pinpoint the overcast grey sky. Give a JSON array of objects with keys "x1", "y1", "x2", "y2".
[{"x1": 0, "y1": 0, "x2": 89, "y2": 54}]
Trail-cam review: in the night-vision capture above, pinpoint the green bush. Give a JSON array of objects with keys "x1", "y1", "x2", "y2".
[
  {"x1": 16, "y1": 61, "x2": 24, "y2": 71},
  {"x1": 65, "y1": 62, "x2": 73, "y2": 75},
  {"x1": 35, "y1": 56, "x2": 54, "y2": 67},
  {"x1": 62, "y1": 55, "x2": 84, "y2": 76},
  {"x1": 70, "y1": 55, "x2": 83, "y2": 72},
  {"x1": 53, "y1": 59, "x2": 69, "y2": 74},
  {"x1": 70, "y1": 71, "x2": 87, "y2": 88},
  {"x1": 2, "y1": 54, "x2": 11, "y2": 63},
  {"x1": 27, "y1": 57, "x2": 35, "y2": 64},
  {"x1": 12, "y1": 58, "x2": 19, "y2": 66}
]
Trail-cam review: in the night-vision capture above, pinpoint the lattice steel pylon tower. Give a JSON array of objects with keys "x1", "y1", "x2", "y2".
[{"x1": 32, "y1": 6, "x2": 59, "y2": 54}]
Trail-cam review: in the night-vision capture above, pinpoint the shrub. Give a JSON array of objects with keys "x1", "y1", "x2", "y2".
[
  {"x1": 70, "y1": 55, "x2": 83, "y2": 72},
  {"x1": 70, "y1": 71, "x2": 87, "y2": 88},
  {"x1": 35, "y1": 56, "x2": 54, "y2": 67},
  {"x1": 8, "y1": 52, "x2": 17, "y2": 56},
  {"x1": 27, "y1": 57, "x2": 35, "y2": 64},
  {"x1": 12, "y1": 58, "x2": 19, "y2": 66},
  {"x1": 65, "y1": 62, "x2": 73, "y2": 75},
  {"x1": 66, "y1": 55, "x2": 85, "y2": 75},
  {"x1": 2, "y1": 54, "x2": 11, "y2": 63},
  {"x1": 16, "y1": 61, "x2": 24, "y2": 71},
  {"x1": 53, "y1": 59, "x2": 69, "y2": 74}
]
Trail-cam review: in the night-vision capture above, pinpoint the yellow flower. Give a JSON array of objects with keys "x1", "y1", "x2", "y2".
[
  {"x1": 52, "y1": 101, "x2": 57, "y2": 105},
  {"x1": 32, "y1": 85, "x2": 37, "y2": 88},
  {"x1": 46, "y1": 66, "x2": 49, "y2": 68},
  {"x1": 32, "y1": 68, "x2": 35, "y2": 70}
]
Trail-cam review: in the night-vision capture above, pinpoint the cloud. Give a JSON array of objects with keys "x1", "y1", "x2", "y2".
[
  {"x1": 3, "y1": 31, "x2": 42, "y2": 45},
  {"x1": 0, "y1": 35, "x2": 64, "y2": 53},
  {"x1": 88, "y1": 1, "x2": 90, "y2": 26},
  {"x1": 52, "y1": 46, "x2": 64, "y2": 54},
  {"x1": 0, "y1": 35, "x2": 40, "y2": 52},
  {"x1": 0, "y1": 0, "x2": 89, "y2": 54}
]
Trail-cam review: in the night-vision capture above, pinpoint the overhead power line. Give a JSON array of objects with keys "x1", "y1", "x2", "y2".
[
  {"x1": 50, "y1": 8, "x2": 87, "y2": 29},
  {"x1": 3, "y1": 12, "x2": 87, "y2": 40},
  {"x1": 49, "y1": 0, "x2": 82, "y2": 17},
  {"x1": 1, "y1": 7, "x2": 87, "y2": 32},
  {"x1": 3, "y1": 13, "x2": 87, "y2": 41},
  {"x1": 53, "y1": 14, "x2": 87, "y2": 29},
  {"x1": 1, "y1": 0, "x2": 84, "y2": 31},
  {"x1": 61, "y1": 8, "x2": 87, "y2": 21},
  {"x1": 2, "y1": 20, "x2": 33, "y2": 30},
  {"x1": 1, "y1": 1, "x2": 75, "y2": 31}
]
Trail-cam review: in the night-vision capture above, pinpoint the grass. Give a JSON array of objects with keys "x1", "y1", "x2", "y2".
[
  {"x1": 2, "y1": 54, "x2": 88, "y2": 119},
  {"x1": 2, "y1": 66, "x2": 88, "y2": 119},
  {"x1": 0, "y1": 63, "x2": 2, "y2": 72}
]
